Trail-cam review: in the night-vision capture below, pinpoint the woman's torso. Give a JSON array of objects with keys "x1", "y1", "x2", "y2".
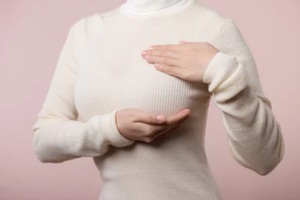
[{"x1": 73, "y1": 2, "x2": 228, "y2": 199}]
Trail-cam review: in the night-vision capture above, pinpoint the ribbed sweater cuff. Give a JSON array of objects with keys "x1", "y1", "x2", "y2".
[
  {"x1": 89, "y1": 110, "x2": 135, "y2": 147},
  {"x1": 203, "y1": 51, "x2": 249, "y2": 96}
]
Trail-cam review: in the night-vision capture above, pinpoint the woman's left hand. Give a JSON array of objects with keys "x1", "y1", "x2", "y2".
[{"x1": 141, "y1": 41, "x2": 219, "y2": 83}]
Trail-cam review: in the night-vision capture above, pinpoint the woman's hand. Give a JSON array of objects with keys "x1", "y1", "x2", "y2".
[
  {"x1": 141, "y1": 41, "x2": 219, "y2": 83},
  {"x1": 115, "y1": 108, "x2": 191, "y2": 143}
]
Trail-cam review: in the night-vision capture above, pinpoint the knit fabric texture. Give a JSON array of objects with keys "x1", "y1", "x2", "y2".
[{"x1": 32, "y1": 0, "x2": 284, "y2": 199}]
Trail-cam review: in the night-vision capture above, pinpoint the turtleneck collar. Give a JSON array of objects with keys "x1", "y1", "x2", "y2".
[{"x1": 119, "y1": 0, "x2": 197, "y2": 18}]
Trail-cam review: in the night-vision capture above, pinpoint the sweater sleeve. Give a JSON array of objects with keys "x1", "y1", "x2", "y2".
[
  {"x1": 32, "y1": 20, "x2": 135, "y2": 163},
  {"x1": 203, "y1": 19, "x2": 284, "y2": 175}
]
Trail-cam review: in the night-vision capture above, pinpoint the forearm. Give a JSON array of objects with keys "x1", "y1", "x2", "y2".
[
  {"x1": 204, "y1": 51, "x2": 284, "y2": 175},
  {"x1": 32, "y1": 110, "x2": 134, "y2": 163},
  {"x1": 223, "y1": 85, "x2": 284, "y2": 175}
]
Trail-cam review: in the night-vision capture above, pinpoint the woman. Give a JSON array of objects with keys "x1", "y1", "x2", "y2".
[{"x1": 32, "y1": 0, "x2": 284, "y2": 199}]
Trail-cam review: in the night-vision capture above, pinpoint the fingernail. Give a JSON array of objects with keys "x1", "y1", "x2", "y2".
[
  {"x1": 182, "y1": 108, "x2": 190, "y2": 115},
  {"x1": 185, "y1": 110, "x2": 191, "y2": 116},
  {"x1": 156, "y1": 115, "x2": 165, "y2": 123}
]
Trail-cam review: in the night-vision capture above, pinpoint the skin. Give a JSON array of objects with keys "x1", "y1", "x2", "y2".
[
  {"x1": 116, "y1": 108, "x2": 191, "y2": 143},
  {"x1": 116, "y1": 41, "x2": 218, "y2": 143},
  {"x1": 141, "y1": 41, "x2": 219, "y2": 83}
]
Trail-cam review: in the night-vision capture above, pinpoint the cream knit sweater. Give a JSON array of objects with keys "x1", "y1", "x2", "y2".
[{"x1": 32, "y1": 0, "x2": 284, "y2": 199}]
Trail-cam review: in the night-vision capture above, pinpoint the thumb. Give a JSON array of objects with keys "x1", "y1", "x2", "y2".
[
  {"x1": 179, "y1": 40, "x2": 187, "y2": 44},
  {"x1": 134, "y1": 110, "x2": 166, "y2": 124}
]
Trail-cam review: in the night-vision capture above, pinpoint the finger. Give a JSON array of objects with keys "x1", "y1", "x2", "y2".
[
  {"x1": 155, "y1": 124, "x2": 181, "y2": 140},
  {"x1": 153, "y1": 63, "x2": 182, "y2": 78},
  {"x1": 179, "y1": 41, "x2": 200, "y2": 44},
  {"x1": 182, "y1": 41, "x2": 208, "y2": 49},
  {"x1": 179, "y1": 40, "x2": 188, "y2": 44},
  {"x1": 140, "y1": 123, "x2": 168, "y2": 137},
  {"x1": 144, "y1": 54, "x2": 178, "y2": 67},
  {"x1": 129, "y1": 121, "x2": 167, "y2": 138},
  {"x1": 155, "y1": 131, "x2": 172, "y2": 140},
  {"x1": 144, "y1": 125, "x2": 174, "y2": 141},
  {"x1": 146, "y1": 49, "x2": 179, "y2": 60},
  {"x1": 133, "y1": 110, "x2": 166, "y2": 124},
  {"x1": 165, "y1": 108, "x2": 191, "y2": 125},
  {"x1": 139, "y1": 124, "x2": 168, "y2": 143},
  {"x1": 148, "y1": 44, "x2": 182, "y2": 52}
]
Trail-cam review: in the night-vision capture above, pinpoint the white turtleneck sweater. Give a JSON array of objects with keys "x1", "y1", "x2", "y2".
[{"x1": 32, "y1": 0, "x2": 284, "y2": 199}]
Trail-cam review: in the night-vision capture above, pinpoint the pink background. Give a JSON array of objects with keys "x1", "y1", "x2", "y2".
[{"x1": 1, "y1": 0, "x2": 299, "y2": 199}]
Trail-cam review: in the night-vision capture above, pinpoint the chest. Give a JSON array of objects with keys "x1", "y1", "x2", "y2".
[{"x1": 74, "y1": 19, "x2": 217, "y2": 120}]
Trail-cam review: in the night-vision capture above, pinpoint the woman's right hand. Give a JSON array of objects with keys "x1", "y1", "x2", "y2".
[{"x1": 115, "y1": 108, "x2": 191, "y2": 143}]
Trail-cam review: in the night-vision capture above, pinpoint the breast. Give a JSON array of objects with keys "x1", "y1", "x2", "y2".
[{"x1": 74, "y1": 36, "x2": 210, "y2": 121}]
